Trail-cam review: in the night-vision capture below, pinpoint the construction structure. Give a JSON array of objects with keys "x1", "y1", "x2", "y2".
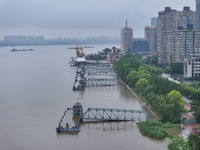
[{"x1": 68, "y1": 45, "x2": 85, "y2": 58}]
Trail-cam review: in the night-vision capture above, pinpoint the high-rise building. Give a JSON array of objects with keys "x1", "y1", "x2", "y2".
[
  {"x1": 158, "y1": 7, "x2": 195, "y2": 64},
  {"x1": 131, "y1": 38, "x2": 150, "y2": 53},
  {"x1": 151, "y1": 17, "x2": 158, "y2": 27},
  {"x1": 196, "y1": 0, "x2": 200, "y2": 30},
  {"x1": 166, "y1": 25, "x2": 200, "y2": 63},
  {"x1": 144, "y1": 25, "x2": 158, "y2": 52},
  {"x1": 121, "y1": 20, "x2": 133, "y2": 55}
]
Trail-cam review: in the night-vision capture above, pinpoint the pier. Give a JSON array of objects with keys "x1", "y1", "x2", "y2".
[
  {"x1": 56, "y1": 103, "x2": 83, "y2": 133},
  {"x1": 73, "y1": 63, "x2": 123, "y2": 90},
  {"x1": 56, "y1": 103, "x2": 152, "y2": 133}
]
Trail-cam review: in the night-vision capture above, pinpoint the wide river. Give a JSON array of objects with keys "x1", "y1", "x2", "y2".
[{"x1": 0, "y1": 45, "x2": 168, "y2": 150}]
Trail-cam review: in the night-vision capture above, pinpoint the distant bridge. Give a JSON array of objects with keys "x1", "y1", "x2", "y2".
[{"x1": 82, "y1": 108, "x2": 152, "y2": 122}]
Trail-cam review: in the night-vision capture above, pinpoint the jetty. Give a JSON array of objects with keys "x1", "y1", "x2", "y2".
[
  {"x1": 56, "y1": 103, "x2": 83, "y2": 133},
  {"x1": 72, "y1": 63, "x2": 123, "y2": 90},
  {"x1": 56, "y1": 103, "x2": 152, "y2": 133}
]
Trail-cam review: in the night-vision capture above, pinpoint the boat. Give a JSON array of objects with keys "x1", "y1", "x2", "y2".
[
  {"x1": 56, "y1": 102, "x2": 83, "y2": 133},
  {"x1": 69, "y1": 57, "x2": 76, "y2": 66},
  {"x1": 69, "y1": 57, "x2": 87, "y2": 66},
  {"x1": 83, "y1": 46, "x2": 95, "y2": 48},
  {"x1": 11, "y1": 48, "x2": 34, "y2": 52}
]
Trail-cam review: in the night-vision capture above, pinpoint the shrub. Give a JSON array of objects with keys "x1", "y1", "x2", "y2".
[{"x1": 138, "y1": 120, "x2": 171, "y2": 139}]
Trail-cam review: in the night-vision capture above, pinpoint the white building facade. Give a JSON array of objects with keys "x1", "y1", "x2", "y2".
[{"x1": 184, "y1": 54, "x2": 200, "y2": 77}]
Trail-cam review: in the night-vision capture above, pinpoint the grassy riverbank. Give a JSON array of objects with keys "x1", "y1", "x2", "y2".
[{"x1": 138, "y1": 120, "x2": 175, "y2": 139}]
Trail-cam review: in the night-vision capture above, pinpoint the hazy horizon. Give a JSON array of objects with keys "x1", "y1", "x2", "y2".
[{"x1": 0, "y1": 0, "x2": 195, "y2": 40}]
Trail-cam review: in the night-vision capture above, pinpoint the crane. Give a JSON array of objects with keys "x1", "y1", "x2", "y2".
[{"x1": 68, "y1": 45, "x2": 85, "y2": 58}]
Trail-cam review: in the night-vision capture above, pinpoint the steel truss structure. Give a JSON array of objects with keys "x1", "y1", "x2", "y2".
[{"x1": 82, "y1": 108, "x2": 152, "y2": 122}]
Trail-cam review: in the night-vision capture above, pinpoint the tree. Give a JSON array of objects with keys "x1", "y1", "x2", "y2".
[
  {"x1": 170, "y1": 62, "x2": 183, "y2": 75},
  {"x1": 126, "y1": 70, "x2": 139, "y2": 87},
  {"x1": 129, "y1": 55, "x2": 141, "y2": 70},
  {"x1": 166, "y1": 90, "x2": 185, "y2": 107},
  {"x1": 142, "y1": 54, "x2": 158, "y2": 66},
  {"x1": 165, "y1": 66, "x2": 172, "y2": 74},
  {"x1": 166, "y1": 90, "x2": 185, "y2": 119},
  {"x1": 136, "y1": 78, "x2": 149, "y2": 95},
  {"x1": 102, "y1": 48, "x2": 111, "y2": 54},
  {"x1": 188, "y1": 134, "x2": 200, "y2": 150},
  {"x1": 194, "y1": 106, "x2": 200, "y2": 123}
]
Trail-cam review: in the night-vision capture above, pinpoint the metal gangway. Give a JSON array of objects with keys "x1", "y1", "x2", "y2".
[
  {"x1": 82, "y1": 108, "x2": 152, "y2": 122},
  {"x1": 84, "y1": 64, "x2": 123, "y2": 87}
]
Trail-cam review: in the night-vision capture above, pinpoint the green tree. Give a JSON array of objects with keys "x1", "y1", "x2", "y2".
[
  {"x1": 126, "y1": 70, "x2": 139, "y2": 87},
  {"x1": 194, "y1": 106, "x2": 200, "y2": 123},
  {"x1": 165, "y1": 66, "x2": 172, "y2": 74},
  {"x1": 136, "y1": 78, "x2": 149, "y2": 96},
  {"x1": 170, "y1": 62, "x2": 183, "y2": 75},
  {"x1": 168, "y1": 136, "x2": 191, "y2": 150},
  {"x1": 165, "y1": 90, "x2": 185, "y2": 120},
  {"x1": 166, "y1": 90, "x2": 185, "y2": 108},
  {"x1": 102, "y1": 48, "x2": 111, "y2": 54},
  {"x1": 188, "y1": 134, "x2": 200, "y2": 150},
  {"x1": 142, "y1": 54, "x2": 158, "y2": 66}
]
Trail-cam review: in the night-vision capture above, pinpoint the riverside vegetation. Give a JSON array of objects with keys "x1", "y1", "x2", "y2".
[{"x1": 113, "y1": 54, "x2": 200, "y2": 150}]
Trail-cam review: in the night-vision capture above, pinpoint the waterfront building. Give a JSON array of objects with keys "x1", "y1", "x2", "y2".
[
  {"x1": 107, "y1": 46, "x2": 122, "y2": 63},
  {"x1": 131, "y1": 38, "x2": 150, "y2": 53},
  {"x1": 144, "y1": 25, "x2": 158, "y2": 52},
  {"x1": 121, "y1": 20, "x2": 133, "y2": 55},
  {"x1": 184, "y1": 54, "x2": 200, "y2": 77},
  {"x1": 196, "y1": 0, "x2": 200, "y2": 30},
  {"x1": 158, "y1": 7, "x2": 195, "y2": 64}
]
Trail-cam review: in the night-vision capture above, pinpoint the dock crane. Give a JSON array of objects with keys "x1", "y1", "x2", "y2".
[{"x1": 68, "y1": 45, "x2": 85, "y2": 57}]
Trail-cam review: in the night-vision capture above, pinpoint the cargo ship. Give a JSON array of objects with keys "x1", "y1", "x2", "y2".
[
  {"x1": 11, "y1": 48, "x2": 34, "y2": 52},
  {"x1": 56, "y1": 103, "x2": 83, "y2": 133}
]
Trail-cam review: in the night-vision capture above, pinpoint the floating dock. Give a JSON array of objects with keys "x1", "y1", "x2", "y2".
[{"x1": 56, "y1": 103, "x2": 83, "y2": 133}]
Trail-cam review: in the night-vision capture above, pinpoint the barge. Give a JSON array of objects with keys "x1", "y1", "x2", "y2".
[
  {"x1": 11, "y1": 48, "x2": 34, "y2": 52},
  {"x1": 56, "y1": 103, "x2": 83, "y2": 133}
]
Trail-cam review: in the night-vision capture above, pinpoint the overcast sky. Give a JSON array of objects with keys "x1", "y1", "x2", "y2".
[{"x1": 0, "y1": 0, "x2": 196, "y2": 40}]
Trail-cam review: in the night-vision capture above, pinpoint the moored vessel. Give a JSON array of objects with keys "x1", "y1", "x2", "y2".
[{"x1": 56, "y1": 102, "x2": 83, "y2": 133}]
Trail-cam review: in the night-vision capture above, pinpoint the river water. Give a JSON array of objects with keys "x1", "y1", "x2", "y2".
[{"x1": 0, "y1": 45, "x2": 168, "y2": 150}]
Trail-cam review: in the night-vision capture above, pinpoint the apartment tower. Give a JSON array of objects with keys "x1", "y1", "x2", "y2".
[
  {"x1": 196, "y1": 0, "x2": 200, "y2": 30},
  {"x1": 158, "y1": 7, "x2": 195, "y2": 64},
  {"x1": 144, "y1": 25, "x2": 158, "y2": 52}
]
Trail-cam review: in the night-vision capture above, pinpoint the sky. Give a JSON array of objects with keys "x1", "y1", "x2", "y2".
[{"x1": 0, "y1": 0, "x2": 196, "y2": 40}]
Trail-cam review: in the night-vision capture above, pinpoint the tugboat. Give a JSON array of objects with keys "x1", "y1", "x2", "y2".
[{"x1": 56, "y1": 103, "x2": 83, "y2": 133}]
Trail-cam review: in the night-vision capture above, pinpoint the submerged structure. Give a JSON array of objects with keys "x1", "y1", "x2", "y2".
[
  {"x1": 56, "y1": 103, "x2": 152, "y2": 134},
  {"x1": 56, "y1": 102, "x2": 83, "y2": 133}
]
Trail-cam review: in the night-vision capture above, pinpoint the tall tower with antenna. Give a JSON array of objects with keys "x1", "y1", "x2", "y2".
[{"x1": 121, "y1": 19, "x2": 133, "y2": 55}]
